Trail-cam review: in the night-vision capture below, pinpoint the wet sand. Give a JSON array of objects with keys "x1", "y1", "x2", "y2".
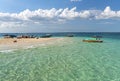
[{"x1": 0, "y1": 38, "x2": 61, "y2": 51}]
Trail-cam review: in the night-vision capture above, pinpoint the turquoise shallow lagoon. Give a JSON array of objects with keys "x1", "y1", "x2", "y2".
[{"x1": 0, "y1": 36, "x2": 120, "y2": 81}]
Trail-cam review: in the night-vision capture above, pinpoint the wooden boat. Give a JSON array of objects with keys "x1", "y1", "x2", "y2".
[
  {"x1": 3, "y1": 34, "x2": 16, "y2": 38},
  {"x1": 83, "y1": 36, "x2": 103, "y2": 43},
  {"x1": 83, "y1": 39, "x2": 103, "y2": 43},
  {"x1": 66, "y1": 34, "x2": 74, "y2": 37},
  {"x1": 17, "y1": 35, "x2": 36, "y2": 39},
  {"x1": 40, "y1": 34, "x2": 52, "y2": 38}
]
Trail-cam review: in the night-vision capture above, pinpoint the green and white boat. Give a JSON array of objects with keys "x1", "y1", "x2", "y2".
[{"x1": 83, "y1": 36, "x2": 103, "y2": 43}]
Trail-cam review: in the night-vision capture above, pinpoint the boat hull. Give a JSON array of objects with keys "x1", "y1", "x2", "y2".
[{"x1": 83, "y1": 40, "x2": 103, "y2": 43}]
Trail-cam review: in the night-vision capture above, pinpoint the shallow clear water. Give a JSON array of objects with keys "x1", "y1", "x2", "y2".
[{"x1": 0, "y1": 36, "x2": 120, "y2": 81}]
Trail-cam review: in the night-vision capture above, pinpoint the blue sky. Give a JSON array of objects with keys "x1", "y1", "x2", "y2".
[{"x1": 0, "y1": 0, "x2": 120, "y2": 32}]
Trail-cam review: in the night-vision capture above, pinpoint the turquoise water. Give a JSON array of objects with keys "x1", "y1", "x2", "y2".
[{"x1": 0, "y1": 37, "x2": 120, "y2": 81}]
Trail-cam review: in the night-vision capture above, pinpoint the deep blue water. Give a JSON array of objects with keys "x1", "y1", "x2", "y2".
[{"x1": 0, "y1": 32, "x2": 120, "y2": 39}]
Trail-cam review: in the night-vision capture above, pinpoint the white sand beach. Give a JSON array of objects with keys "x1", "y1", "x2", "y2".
[{"x1": 0, "y1": 38, "x2": 61, "y2": 51}]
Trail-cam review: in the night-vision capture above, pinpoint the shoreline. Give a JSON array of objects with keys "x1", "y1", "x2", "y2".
[{"x1": 0, "y1": 38, "x2": 63, "y2": 52}]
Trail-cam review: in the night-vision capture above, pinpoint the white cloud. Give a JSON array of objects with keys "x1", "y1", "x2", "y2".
[
  {"x1": 79, "y1": 11, "x2": 91, "y2": 18},
  {"x1": 59, "y1": 7, "x2": 79, "y2": 19},
  {"x1": 96, "y1": 6, "x2": 120, "y2": 19},
  {"x1": 0, "y1": 6, "x2": 120, "y2": 28},
  {"x1": 0, "y1": 22, "x2": 26, "y2": 28}
]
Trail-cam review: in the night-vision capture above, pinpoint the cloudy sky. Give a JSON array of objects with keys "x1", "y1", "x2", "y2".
[{"x1": 0, "y1": 0, "x2": 120, "y2": 33}]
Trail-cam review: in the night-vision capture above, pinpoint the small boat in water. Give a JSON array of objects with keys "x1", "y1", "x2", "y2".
[
  {"x1": 66, "y1": 34, "x2": 74, "y2": 37},
  {"x1": 83, "y1": 36, "x2": 103, "y2": 43},
  {"x1": 40, "y1": 34, "x2": 52, "y2": 38},
  {"x1": 83, "y1": 39, "x2": 103, "y2": 43}
]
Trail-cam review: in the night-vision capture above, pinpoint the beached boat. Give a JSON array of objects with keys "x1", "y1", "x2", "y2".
[
  {"x1": 17, "y1": 35, "x2": 36, "y2": 39},
  {"x1": 83, "y1": 36, "x2": 103, "y2": 43},
  {"x1": 3, "y1": 34, "x2": 16, "y2": 38}
]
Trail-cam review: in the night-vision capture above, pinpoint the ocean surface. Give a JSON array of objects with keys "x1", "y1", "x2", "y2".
[{"x1": 0, "y1": 32, "x2": 120, "y2": 81}]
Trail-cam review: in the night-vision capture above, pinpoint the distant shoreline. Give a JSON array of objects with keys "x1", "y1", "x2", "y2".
[{"x1": 0, "y1": 32, "x2": 120, "y2": 34}]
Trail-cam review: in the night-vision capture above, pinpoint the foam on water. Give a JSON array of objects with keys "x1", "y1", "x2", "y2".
[{"x1": 0, "y1": 49, "x2": 16, "y2": 53}]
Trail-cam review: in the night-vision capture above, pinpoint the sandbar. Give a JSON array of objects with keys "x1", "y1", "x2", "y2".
[{"x1": 0, "y1": 38, "x2": 61, "y2": 51}]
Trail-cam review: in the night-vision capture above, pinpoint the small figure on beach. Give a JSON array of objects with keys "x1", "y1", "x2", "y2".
[{"x1": 13, "y1": 40, "x2": 17, "y2": 43}]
